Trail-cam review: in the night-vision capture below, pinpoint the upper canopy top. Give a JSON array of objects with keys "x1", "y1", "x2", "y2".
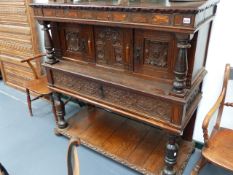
[{"x1": 31, "y1": 0, "x2": 219, "y2": 14}]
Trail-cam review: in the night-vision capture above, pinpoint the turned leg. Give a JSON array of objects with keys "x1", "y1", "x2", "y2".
[
  {"x1": 191, "y1": 155, "x2": 207, "y2": 175},
  {"x1": 26, "y1": 88, "x2": 33, "y2": 116},
  {"x1": 53, "y1": 92, "x2": 68, "y2": 129},
  {"x1": 50, "y1": 93, "x2": 58, "y2": 122},
  {"x1": 163, "y1": 134, "x2": 179, "y2": 175}
]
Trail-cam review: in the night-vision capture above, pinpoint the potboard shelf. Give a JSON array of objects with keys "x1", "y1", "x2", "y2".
[{"x1": 56, "y1": 106, "x2": 194, "y2": 175}]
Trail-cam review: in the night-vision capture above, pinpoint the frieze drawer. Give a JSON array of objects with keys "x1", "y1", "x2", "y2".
[{"x1": 51, "y1": 70, "x2": 172, "y2": 123}]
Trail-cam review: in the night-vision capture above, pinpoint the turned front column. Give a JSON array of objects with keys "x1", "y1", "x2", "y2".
[
  {"x1": 173, "y1": 35, "x2": 191, "y2": 94},
  {"x1": 41, "y1": 21, "x2": 59, "y2": 64},
  {"x1": 163, "y1": 134, "x2": 179, "y2": 175},
  {"x1": 53, "y1": 92, "x2": 68, "y2": 129}
]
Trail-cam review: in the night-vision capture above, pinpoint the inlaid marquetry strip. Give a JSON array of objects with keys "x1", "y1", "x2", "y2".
[{"x1": 36, "y1": 8, "x2": 198, "y2": 29}]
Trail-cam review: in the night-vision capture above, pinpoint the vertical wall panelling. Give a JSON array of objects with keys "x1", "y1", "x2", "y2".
[{"x1": 0, "y1": 0, "x2": 40, "y2": 90}]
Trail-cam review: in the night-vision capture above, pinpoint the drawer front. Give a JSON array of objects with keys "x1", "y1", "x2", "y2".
[{"x1": 52, "y1": 70, "x2": 172, "y2": 122}]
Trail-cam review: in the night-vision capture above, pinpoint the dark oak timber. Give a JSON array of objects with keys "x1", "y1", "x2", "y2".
[{"x1": 30, "y1": 0, "x2": 219, "y2": 174}]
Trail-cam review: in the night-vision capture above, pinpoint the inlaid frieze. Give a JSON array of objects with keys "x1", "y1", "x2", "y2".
[
  {"x1": 52, "y1": 70, "x2": 172, "y2": 121},
  {"x1": 36, "y1": 8, "x2": 199, "y2": 29},
  {"x1": 144, "y1": 40, "x2": 168, "y2": 68}
]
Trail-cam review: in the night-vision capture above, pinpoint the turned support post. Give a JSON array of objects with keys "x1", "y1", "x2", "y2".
[
  {"x1": 163, "y1": 134, "x2": 179, "y2": 175},
  {"x1": 173, "y1": 35, "x2": 191, "y2": 94},
  {"x1": 41, "y1": 21, "x2": 58, "y2": 64},
  {"x1": 53, "y1": 92, "x2": 68, "y2": 129}
]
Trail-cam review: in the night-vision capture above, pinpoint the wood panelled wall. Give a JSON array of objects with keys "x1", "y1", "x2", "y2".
[{"x1": 0, "y1": 0, "x2": 40, "y2": 90}]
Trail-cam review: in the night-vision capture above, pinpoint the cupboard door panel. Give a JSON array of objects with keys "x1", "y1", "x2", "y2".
[
  {"x1": 94, "y1": 26, "x2": 133, "y2": 71},
  {"x1": 134, "y1": 29, "x2": 175, "y2": 81},
  {"x1": 60, "y1": 23, "x2": 95, "y2": 62}
]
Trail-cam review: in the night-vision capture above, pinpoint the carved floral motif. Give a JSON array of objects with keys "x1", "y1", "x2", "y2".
[
  {"x1": 52, "y1": 70, "x2": 171, "y2": 121},
  {"x1": 144, "y1": 40, "x2": 168, "y2": 68}
]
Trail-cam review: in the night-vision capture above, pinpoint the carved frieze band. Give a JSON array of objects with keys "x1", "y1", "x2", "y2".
[{"x1": 52, "y1": 70, "x2": 172, "y2": 121}]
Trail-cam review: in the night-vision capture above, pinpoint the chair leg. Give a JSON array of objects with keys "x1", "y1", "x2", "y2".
[
  {"x1": 26, "y1": 88, "x2": 33, "y2": 116},
  {"x1": 191, "y1": 155, "x2": 207, "y2": 175},
  {"x1": 50, "y1": 93, "x2": 58, "y2": 122}
]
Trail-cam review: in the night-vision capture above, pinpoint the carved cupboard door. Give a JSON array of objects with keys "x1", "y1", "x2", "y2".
[
  {"x1": 94, "y1": 26, "x2": 133, "y2": 71},
  {"x1": 134, "y1": 29, "x2": 175, "y2": 81},
  {"x1": 60, "y1": 24, "x2": 95, "y2": 62}
]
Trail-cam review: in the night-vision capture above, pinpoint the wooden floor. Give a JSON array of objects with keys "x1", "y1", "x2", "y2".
[{"x1": 56, "y1": 106, "x2": 194, "y2": 175}]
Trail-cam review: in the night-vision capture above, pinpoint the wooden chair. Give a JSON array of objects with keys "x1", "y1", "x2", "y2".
[
  {"x1": 20, "y1": 54, "x2": 57, "y2": 121},
  {"x1": 191, "y1": 64, "x2": 233, "y2": 175},
  {"x1": 67, "y1": 138, "x2": 81, "y2": 175}
]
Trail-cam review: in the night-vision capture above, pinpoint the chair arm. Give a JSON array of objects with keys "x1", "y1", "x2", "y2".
[
  {"x1": 67, "y1": 138, "x2": 81, "y2": 175},
  {"x1": 202, "y1": 88, "x2": 226, "y2": 146},
  {"x1": 20, "y1": 53, "x2": 46, "y2": 63},
  {"x1": 20, "y1": 53, "x2": 46, "y2": 79}
]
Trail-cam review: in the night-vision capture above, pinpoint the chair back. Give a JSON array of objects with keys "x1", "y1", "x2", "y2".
[
  {"x1": 215, "y1": 64, "x2": 233, "y2": 129},
  {"x1": 67, "y1": 138, "x2": 81, "y2": 175}
]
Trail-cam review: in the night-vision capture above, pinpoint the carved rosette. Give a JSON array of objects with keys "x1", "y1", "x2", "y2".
[{"x1": 173, "y1": 36, "x2": 191, "y2": 94}]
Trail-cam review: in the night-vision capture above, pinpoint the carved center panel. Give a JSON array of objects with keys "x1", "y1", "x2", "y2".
[
  {"x1": 66, "y1": 31, "x2": 85, "y2": 53},
  {"x1": 95, "y1": 27, "x2": 123, "y2": 66},
  {"x1": 52, "y1": 70, "x2": 172, "y2": 121},
  {"x1": 144, "y1": 40, "x2": 168, "y2": 68}
]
